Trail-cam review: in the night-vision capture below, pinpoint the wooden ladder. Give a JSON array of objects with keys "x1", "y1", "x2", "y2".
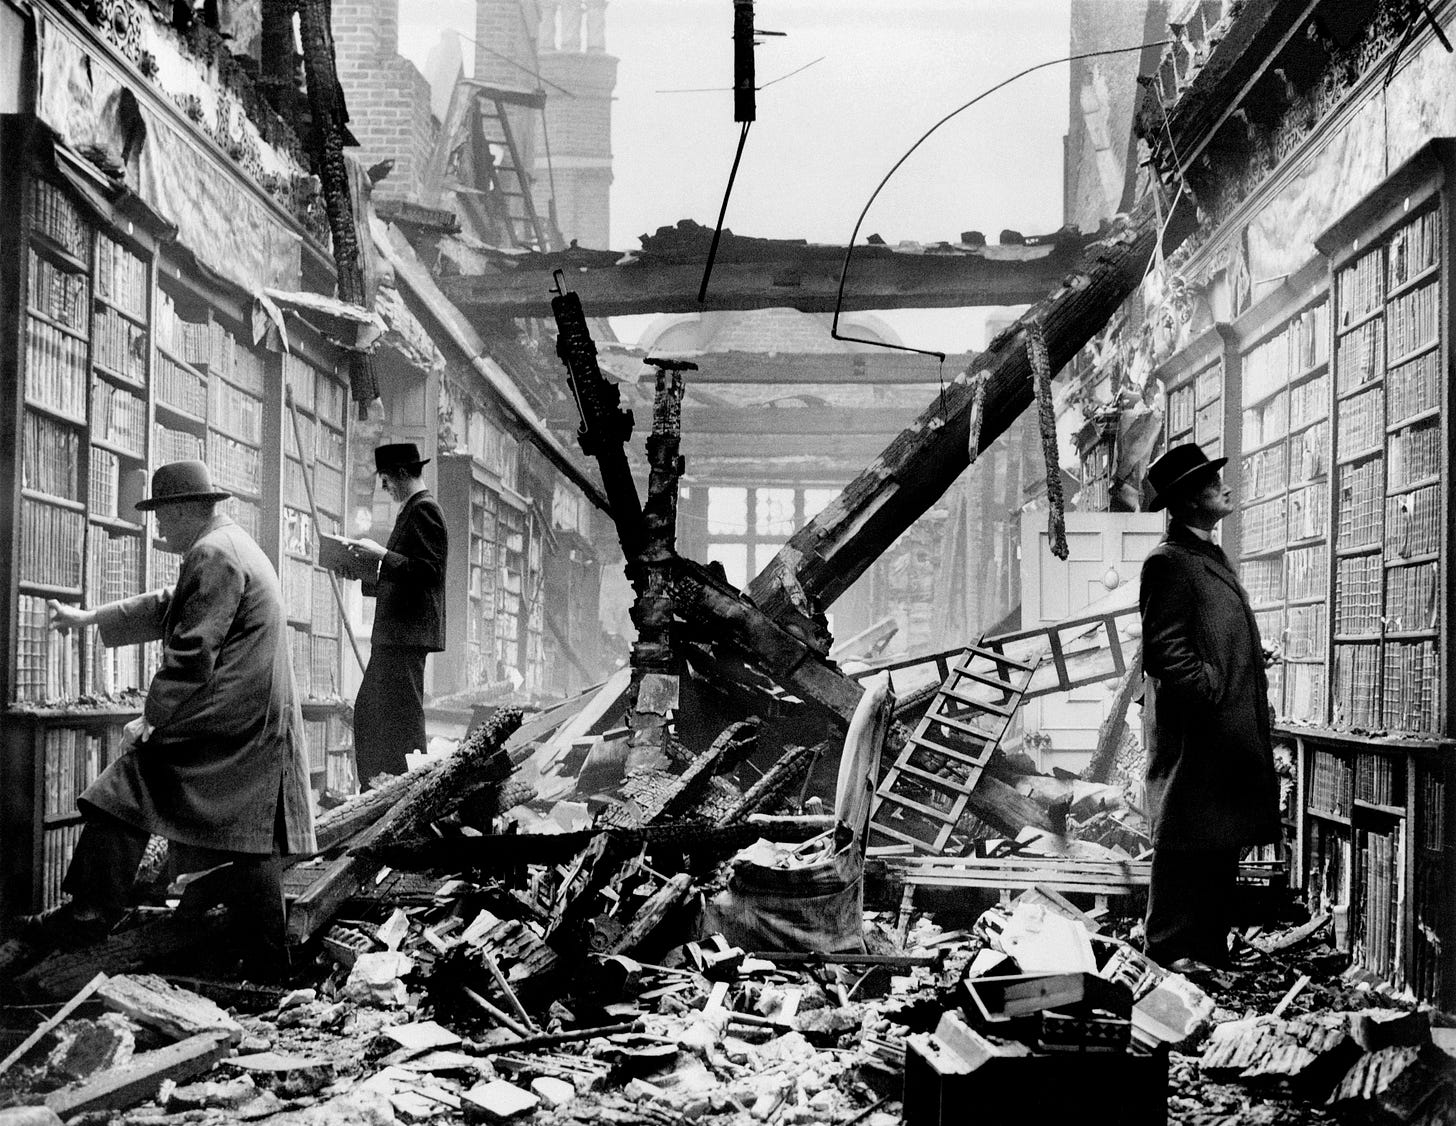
[
  {"x1": 474, "y1": 86, "x2": 552, "y2": 251},
  {"x1": 868, "y1": 645, "x2": 1039, "y2": 854}
]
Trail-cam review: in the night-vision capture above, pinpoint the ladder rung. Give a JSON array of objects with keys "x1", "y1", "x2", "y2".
[
  {"x1": 905, "y1": 731, "x2": 996, "y2": 768},
  {"x1": 963, "y1": 645, "x2": 1038, "y2": 673},
  {"x1": 867, "y1": 820, "x2": 941, "y2": 852},
  {"x1": 931, "y1": 695, "x2": 1013, "y2": 724},
  {"x1": 926, "y1": 708, "x2": 1007, "y2": 739},
  {"x1": 943, "y1": 669, "x2": 1019, "y2": 698},
  {"x1": 872, "y1": 790, "x2": 960, "y2": 824},
  {"x1": 891, "y1": 761, "x2": 982, "y2": 793},
  {"x1": 939, "y1": 682, "x2": 1015, "y2": 710}
]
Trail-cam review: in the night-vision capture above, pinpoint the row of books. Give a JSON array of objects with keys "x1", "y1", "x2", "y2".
[
  {"x1": 312, "y1": 569, "x2": 340, "y2": 638},
  {"x1": 1310, "y1": 748, "x2": 1355, "y2": 815},
  {"x1": 1283, "y1": 661, "x2": 1325, "y2": 724},
  {"x1": 230, "y1": 497, "x2": 264, "y2": 543},
  {"x1": 92, "y1": 381, "x2": 146, "y2": 458},
  {"x1": 1289, "y1": 372, "x2": 1330, "y2": 430},
  {"x1": 1386, "y1": 281, "x2": 1439, "y2": 363},
  {"x1": 1356, "y1": 752, "x2": 1398, "y2": 807},
  {"x1": 93, "y1": 306, "x2": 149, "y2": 384},
  {"x1": 95, "y1": 234, "x2": 148, "y2": 321},
  {"x1": 1287, "y1": 602, "x2": 1327, "y2": 659},
  {"x1": 1411, "y1": 848, "x2": 1445, "y2": 1002},
  {"x1": 1241, "y1": 495, "x2": 1286, "y2": 555},
  {"x1": 1194, "y1": 401, "x2": 1222, "y2": 446},
  {"x1": 1384, "y1": 640, "x2": 1438, "y2": 732},
  {"x1": 87, "y1": 630, "x2": 144, "y2": 697},
  {"x1": 287, "y1": 626, "x2": 341, "y2": 701},
  {"x1": 90, "y1": 447, "x2": 121, "y2": 519},
  {"x1": 154, "y1": 422, "x2": 205, "y2": 464},
  {"x1": 1243, "y1": 300, "x2": 1331, "y2": 404},
  {"x1": 42, "y1": 727, "x2": 105, "y2": 820},
  {"x1": 1167, "y1": 384, "x2": 1195, "y2": 435},
  {"x1": 283, "y1": 556, "x2": 314, "y2": 622},
  {"x1": 1242, "y1": 388, "x2": 1289, "y2": 450},
  {"x1": 1386, "y1": 485, "x2": 1440, "y2": 558},
  {"x1": 1337, "y1": 458, "x2": 1384, "y2": 549},
  {"x1": 22, "y1": 411, "x2": 81, "y2": 502},
  {"x1": 1389, "y1": 420, "x2": 1441, "y2": 491},
  {"x1": 1289, "y1": 422, "x2": 1328, "y2": 484},
  {"x1": 210, "y1": 378, "x2": 263, "y2": 446},
  {"x1": 1386, "y1": 559, "x2": 1439, "y2": 635},
  {"x1": 20, "y1": 498, "x2": 84, "y2": 589},
  {"x1": 1241, "y1": 556, "x2": 1285, "y2": 606},
  {"x1": 1287, "y1": 543, "x2": 1328, "y2": 601},
  {"x1": 1334, "y1": 641, "x2": 1381, "y2": 730},
  {"x1": 1335, "y1": 318, "x2": 1384, "y2": 395},
  {"x1": 1289, "y1": 482, "x2": 1327, "y2": 541},
  {"x1": 40, "y1": 823, "x2": 84, "y2": 910},
  {"x1": 150, "y1": 544, "x2": 181, "y2": 589},
  {"x1": 1419, "y1": 769, "x2": 1447, "y2": 853},
  {"x1": 153, "y1": 289, "x2": 210, "y2": 359},
  {"x1": 1389, "y1": 208, "x2": 1440, "y2": 288},
  {"x1": 1335, "y1": 553, "x2": 1382, "y2": 634},
  {"x1": 30, "y1": 179, "x2": 88, "y2": 259},
  {"x1": 1336, "y1": 386, "x2": 1382, "y2": 455},
  {"x1": 86, "y1": 528, "x2": 143, "y2": 607},
  {"x1": 27, "y1": 247, "x2": 88, "y2": 330},
  {"x1": 25, "y1": 315, "x2": 88, "y2": 420},
  {"x1": 1356, "y1": 824, "x2": 1403, "y2": 980},
  {"x1": 1388, "y1": 351, "x2": 1441, "y2": 425},
  {"x1": 1339, "y1": 249, "x2": 1384, "y2": 327},
  {"x1": 154, "y1": 350, "x2": 208, "y2": 419},
  {"x1": 14, "y1": 594, "x2": 82, "y2": 702},
  {"x1": 207, "y1": 433, "x2": 262, "y2": 495},
  {"x1": 282, "y1": 505, "x2": 314, "y2": 557}
]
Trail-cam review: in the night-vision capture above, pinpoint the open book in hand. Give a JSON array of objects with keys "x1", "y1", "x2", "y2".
[{"x1": 318, "y1": 533, "x2": 377, "y2": 581}]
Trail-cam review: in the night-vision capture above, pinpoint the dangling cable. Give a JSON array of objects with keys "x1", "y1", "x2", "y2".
[{"x1": 698, "y1": 120, "x2": 753, "y2": 303}]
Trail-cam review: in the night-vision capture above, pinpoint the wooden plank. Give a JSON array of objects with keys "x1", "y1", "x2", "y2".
[
  {"x1": 44, "y1": 1031, "x2": 232, "y2": 1118},
  {"x1": 0, "y1": 972, "x2": 106, "y2": 1076}
]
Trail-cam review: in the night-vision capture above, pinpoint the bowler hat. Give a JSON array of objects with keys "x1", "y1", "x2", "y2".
[
  {"x1": 374, "y1": 442, "x2": 430, "y2": 472},
  {"x1": 1146, "y1": 443, "x2": 1227, "y2": 511},
  {"x1": 135, "y1": 460, "x2": 231, "y2": 511}
]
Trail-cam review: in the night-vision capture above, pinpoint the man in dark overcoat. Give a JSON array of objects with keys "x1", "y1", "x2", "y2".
[
  {"x1": 1140, "y1": 443, "x2": 1281, "y2": 968},
  {"x1": 31, "y1": 460, "x2": 316, "y2": 971},
  {"x1": 348, "y1": 442, "x2": 448, "y2": 786}
]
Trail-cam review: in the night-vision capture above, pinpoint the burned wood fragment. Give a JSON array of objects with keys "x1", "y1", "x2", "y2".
[
  {"x1": 717, "y1": 741, "x2": 828, "y2": 825},
  {"x1": 43, "y1": 1031, "x2": 233, "y2": 1119},
  {"x1": 606, "y1": 872, "x2": 694, "y2": 957}
]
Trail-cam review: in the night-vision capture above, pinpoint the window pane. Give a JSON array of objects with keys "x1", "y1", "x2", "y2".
[
  {"x1": 707, "y1": 543, "x2": 749, "y2": 589},
  {"x1": 756, "y1": 488, "x2": 795, "y2": 535},
  {"x1": 707, "y1": 487, "x2": 748, "y2": 535},
  {"x1": 754, "y1": 541, "x2": 784, "y2": 575},
  {"x1": 803, "y1": 488, "x2": 839, "y2": 524}
]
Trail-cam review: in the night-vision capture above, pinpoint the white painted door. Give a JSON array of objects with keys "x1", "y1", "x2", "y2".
[{"x1": 1018, "y1": 512, "x2": 1164, "y2": 774}]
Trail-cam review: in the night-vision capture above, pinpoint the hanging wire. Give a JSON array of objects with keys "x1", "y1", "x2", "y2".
[
  {"x1": 698, "y1": 120, "x2": 754, "y2": 303},
  {"x1": 830, "y1": 37, "x2": 1174, "y2": 364}
]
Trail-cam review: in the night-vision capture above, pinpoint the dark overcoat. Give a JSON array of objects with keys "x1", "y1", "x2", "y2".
[
  {"x1": 1139, "y1": 522, "x2": 1280, "y2": 850},
  {"x1": 363, "y1": 489, "x2": 447, "y2": 651},
  {"x1": 81, "y1": 515, "x2": 317, "y2": 855}
]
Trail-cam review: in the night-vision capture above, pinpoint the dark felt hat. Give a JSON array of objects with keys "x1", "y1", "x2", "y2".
[
  {"x1": 135, "y1": 460, "x2": 231, "y2": 511},
  {"x1": 1146, "y1": 443, "x2": 1228, "y2": 512},
  {"x1": 374, "y1": 442, "x2": 430, "y2": 472}
]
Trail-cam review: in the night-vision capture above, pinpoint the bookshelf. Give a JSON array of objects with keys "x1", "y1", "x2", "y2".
[
  {"x1": 1235, "y1": 293, "x2": 1332, "y2": 724},
  {"x1": 440, "y1": 454, "x2": 501, "y2": 695}
]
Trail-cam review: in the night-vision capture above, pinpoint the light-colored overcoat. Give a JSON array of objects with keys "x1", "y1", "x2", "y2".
[{"x1": 81, "y1": 514, "x2": 317, "y2": 854}]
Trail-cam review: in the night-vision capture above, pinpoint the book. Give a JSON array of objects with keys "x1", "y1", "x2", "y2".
[{"x1": 318, "y1": 534, "x2": 377, "y2": 581}]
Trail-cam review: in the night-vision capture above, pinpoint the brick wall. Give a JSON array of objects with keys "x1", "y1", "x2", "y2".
[
  {"x1": 333, "y1": 0, "x2": 439, "y2": 201},
  {"x1": 535, "y1": 40, "x2": 616, "y2": 247}
]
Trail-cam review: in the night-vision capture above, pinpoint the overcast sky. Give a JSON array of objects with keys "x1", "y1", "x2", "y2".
[{"x1": 398, "y1": 0, "x2": 1077, "y2": 350}]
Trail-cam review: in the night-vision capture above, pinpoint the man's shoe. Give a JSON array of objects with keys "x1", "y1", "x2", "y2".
[{"x1": 14, "y1": 902, "x2": 113, "y2": 949}]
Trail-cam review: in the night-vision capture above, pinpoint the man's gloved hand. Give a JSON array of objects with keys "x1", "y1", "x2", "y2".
[{"x1": 119, "y1": 716, "x2": 154, "y2": 753}]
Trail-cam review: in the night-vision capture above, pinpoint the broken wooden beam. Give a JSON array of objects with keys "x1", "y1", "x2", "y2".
[
  {"x1": 95, "y1": 973, "x2": 243, "y2": 1045},
  {"x1": 607, "y1": 873, "x2": 694, "y2": 957},
  {"x1": 43, "y1": 1031, "x2": 233, "y2": 1119},
  {"x1": 0, "y1": 973, "x2": 107, "y2": 1076},
  {"x1": 747, "y1": 192, "x2": 1175, "y2": 633}
]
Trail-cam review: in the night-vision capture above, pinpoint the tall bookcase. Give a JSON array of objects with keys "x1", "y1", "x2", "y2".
[
  {"x1": 3, "y1": 164, "x2": 354, "y2": 915},
  {"x1": 1236, "y1": 288, "x2": 1332, "y2": 724}
]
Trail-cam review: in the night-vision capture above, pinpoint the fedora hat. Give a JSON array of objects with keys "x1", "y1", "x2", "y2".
[
  {"x1": 135, "y1": 460, "x2": 231, "y2": 511},
  {"x1": 1145, "y1": 443, "x2": 1227, "y2": 512},
  {"x1": 374, "y1": 442, "x2": 430, "y2": 472}
]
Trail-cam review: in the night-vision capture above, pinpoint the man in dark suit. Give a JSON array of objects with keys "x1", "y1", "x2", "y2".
[
  {"x1": 349, "y1": 443, "x2": 448, "y2": 786},
  {"x1": 1139, "y1": 443, "x2": 1281, "y2": 969}
]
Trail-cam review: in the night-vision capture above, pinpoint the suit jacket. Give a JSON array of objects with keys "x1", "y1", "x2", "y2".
[
  {"x1": 364, "y1": 489, "x2": 448, "y2": 651},
  {"x1": 1139, "y1": 522, "x2": 1280, "y2": 850},
  {"x1": 81, "y1": 516, "x2": 317, "y2": 855}
]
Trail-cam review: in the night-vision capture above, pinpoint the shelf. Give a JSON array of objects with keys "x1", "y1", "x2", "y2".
[
  {"x1": 43, "y1": 813, "x2": 85, "y2": 828},
  {"x1": 1241, "y1": 358, "x2": 1330, "y2": 412},
  {"x1": 1336, "y1": 542, "x2": 1382, "y2": 558},
  {"x1": 1282, "y1": 656, "x2": 1327, "y2": 665},
  {"x1": 1389, "y1": 406, "x2": 1441, "y2": 432},
  {"x1": 1288, "y1": 414, "x2": 1331, "y2": 438},
  {"x1": 18, "y1": 579, "x2": 83, "y2": 597},
  {"x1": 1337, "y1": 377, "x2": 1384, "y2": 403},
  {"x1": 1286, "y1": 473, "x2": 1329, "y2": 491},
  {"x1": 1241, "y1": 432, "x2": 1289, "y2": 457},
  {"x1": 23, "y1": 397, "x2": 86, "y2": 427},
  {"x1": 1387, "y1": 337, "x2": 1441, "y2": 369},
  {"x1": 1288, "y1": 595, "x2": 1329, "y2": 607},
  {"x1": 1352, "y1": 799, "x2": 1405, "y2": 818},
  {"x1": 154, "y1": 399, "x2": 206, "y2": 428},
  {"x1": 21, "y1": 488, "x2": 84, "y2": 512},
  {"x1": 90, "y1": 513, "x2": 144, "y2": 534},
  {"x1": 1385, "y1": 629, "x2": 1438, "y2": 641},
  {"x1": 1336, "y1": 445, "x2": 1381, "y2": 467},
  {"x1": 26, "y1": 306, "x2": 88, "y2": 342},
  {"x1": 1240, "y1": 544, "x2": 1286, "y2": 562},
  {"x1": 1388, "y1": 474, "x2": 1440, "y2": 497},
  {"x1": 1290, "y1": 357, "x2": 1331, "y2": 386},
  {"x1": 5, "y1": 703, "x2": 143, "y2": 721},
  {"x1": 30, "y1": 230, "x2": 89, "y2": 272},
  {"x1": 92, "y1": 293, "x2": 148, "y2": 327},
  {"x1": 90, "y1": 436, "x2": 145, "y2": 461},
  {"x1": 1308, "y1": 807, "x2": 1353, "y2": 827},
  {"x1": 1387, "y1": 552, "x2": 1439, "y2": 568},
  {"x1": 1336, "y1": 306, "x2": 1383, "y2": 336},
  {"x1": 206, "y1": 425, "x2": 260, "y2": 452},
  {"x1": 1286, "y1": 534, "x2": 1326, "y2": 552},
  {"x1": 154, "y1": 339, "x2": 206, "y2": 377},
  {"x1": 1334, "y1": 633, "x2": 1381, "y2": 643},
  {"x1": 93, "y1": 361, "x2": 146, "y2": 394},
  {"x1": 1387, "y1": 261, "x2": 1440, "y2": 300}
]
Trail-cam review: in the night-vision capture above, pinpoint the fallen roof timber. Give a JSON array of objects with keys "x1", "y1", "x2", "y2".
[{"x1": 442, "y1": 241, "x2": 1091, "y2": 319}]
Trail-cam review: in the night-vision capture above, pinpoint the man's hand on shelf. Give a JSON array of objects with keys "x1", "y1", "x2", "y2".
[{"x1": 48, "y1": 600, "x2": 97, "y2": 633}]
